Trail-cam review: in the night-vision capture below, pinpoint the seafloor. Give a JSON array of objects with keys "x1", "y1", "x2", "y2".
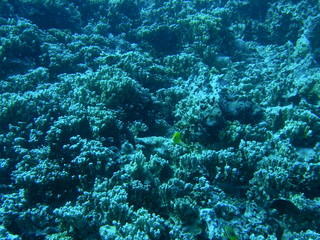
[{"x1": 0, "y1": 0, "x2": 320, "y2": 239}]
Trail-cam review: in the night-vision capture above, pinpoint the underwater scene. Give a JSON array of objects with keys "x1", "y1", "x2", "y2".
[{"x1": 0, "y1": 0, "x2": 320, "y2": 239}]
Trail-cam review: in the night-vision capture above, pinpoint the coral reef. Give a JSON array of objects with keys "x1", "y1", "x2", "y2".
[{"x1": 0, "y1": 0, "x2": 320, "y2": 239}]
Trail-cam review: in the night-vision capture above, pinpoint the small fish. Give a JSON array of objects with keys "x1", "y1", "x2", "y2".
[
  {"x1": 171, "y1": 131, "x2": 183, "y2": 145},
  {"x1": 223, "y1": 225, "x2": 238, "y2": 240},
  {"x1": 269, "y1": 199, "x2": 300, "y2": 216}
]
